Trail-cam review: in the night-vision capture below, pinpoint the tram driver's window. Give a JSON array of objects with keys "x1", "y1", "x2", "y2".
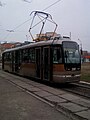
[{"x1": 53, "y1": 47, "x2": 62, "y2": 63}]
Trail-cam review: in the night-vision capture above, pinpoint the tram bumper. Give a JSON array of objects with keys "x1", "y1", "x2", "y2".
[{"x1": 53, "y1": 74, "x2": 81, "y2": 83}]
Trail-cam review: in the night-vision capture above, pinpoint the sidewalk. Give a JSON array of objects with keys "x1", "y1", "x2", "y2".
[
  {"x1": 0, "y1": 74, "x2": 70, "y2": 120},
  {"x1": 0, "y1": 69, "x2": 90, "y2": 120}
]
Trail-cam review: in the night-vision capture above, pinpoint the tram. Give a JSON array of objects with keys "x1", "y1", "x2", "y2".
[
  {"x1": 2, "y1": 11, "x2": 81, "y2": 83},
  {"x1": 2, "y1": 35, "x2": 81, "y2": 83}
]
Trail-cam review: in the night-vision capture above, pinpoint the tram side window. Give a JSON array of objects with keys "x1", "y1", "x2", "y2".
[
  {"x1": 53, "y1": 47, "x2": 62, "y2": 63},
  {"x1": 4, "y1": 52, "x2": 12, "y2": 62},
  {"x1": 23, "y1": 49, "x2": 29, "y2": 63},
  {"x1": 9, "y1": 52, "x2": 12, "y2": 61},
  {"x1": 4, "y1": 53, "x2": 6, "y2": 61},
  {"x1": 29, "y1": 49, "x2": 35, "y2": 62},
  {"x1": 19, "y1": 50, "x2": 23, "y2": 63}
]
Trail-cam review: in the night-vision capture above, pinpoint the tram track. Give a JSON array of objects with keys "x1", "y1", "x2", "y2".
[{"x1": 61, "y1": 82, "x2": 90, "y2": 99}]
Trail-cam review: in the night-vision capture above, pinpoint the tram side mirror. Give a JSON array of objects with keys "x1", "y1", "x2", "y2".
[
  {"x1": 78, "y1": 45, "x2": 82, "y2": 55},
  {"x1": 80, "y1": 49, "x2": 83, "y2": 55},
  {"x1": 80, "y1": 48, "x2": 83, "y2": 55}
]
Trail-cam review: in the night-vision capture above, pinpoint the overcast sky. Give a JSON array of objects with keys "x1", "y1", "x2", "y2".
[{"x1": 0, "y1": 0, "x2": 90, "y2": 51}]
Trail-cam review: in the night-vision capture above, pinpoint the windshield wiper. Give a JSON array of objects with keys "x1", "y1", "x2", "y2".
[{"x1": 65, "y1": 50, "x2": 72, "y2": 63}]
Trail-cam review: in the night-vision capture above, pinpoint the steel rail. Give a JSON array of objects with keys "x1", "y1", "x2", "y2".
[{"x1": 61, "y1": 82, "x2": 90, "y2": 99}]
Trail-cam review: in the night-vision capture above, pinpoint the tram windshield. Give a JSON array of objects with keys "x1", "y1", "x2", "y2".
[{"x1": 63, "y1": 41, "x2": 80, "y2": 64}]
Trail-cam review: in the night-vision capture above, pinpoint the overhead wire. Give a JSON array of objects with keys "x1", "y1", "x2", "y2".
[
  {"x1": 13, "y1": 0, "x2": 62, "y2": 31},
  {"x1": 2, "y1": 0, "x2": 62, "y2": 41},
  {"x1": 42, "y1": 0, "x2": 62, "y2": 11}
]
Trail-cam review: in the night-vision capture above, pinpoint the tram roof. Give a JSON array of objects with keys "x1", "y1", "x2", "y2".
[{"x1": 3, "y1": 38, "x2": 73, "y2": 53}]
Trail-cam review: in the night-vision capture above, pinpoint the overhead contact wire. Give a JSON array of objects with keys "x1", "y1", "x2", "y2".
[{"x1": 2, "y1": 0, "x2": 62, "y2": 41}]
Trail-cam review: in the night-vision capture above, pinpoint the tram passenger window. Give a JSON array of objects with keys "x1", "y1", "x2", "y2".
[
  {"x1": 29, "y1": 49, "x2": 35, "y2": 62},
  {"x1": 4, "y1": 54, "x2": 6, "y2": 61},
  {"x1": 19, "y1": 50, "x2": 23, "y2": 63},
  {"x1": 5, "y1": 52, "x2": 11, "y2": 61},
  {"x1": 23, "y1": 49, "x2": 29, "y2": 63},
  {"x1": 53, "y1": 47, "x2": 62, "y2": 63},
  {"x1": 9, "y1": 52, "x2": 12, "y2": 61}
]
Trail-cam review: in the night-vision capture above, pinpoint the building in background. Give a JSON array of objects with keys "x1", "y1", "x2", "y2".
[
  {"x1": 82, "y1": 51, "x2": 90, "y2": 63},
  {"x1": 0, "y1": 42, "x2": 21, "y2": 62},
  {"x1": 0, "y1": 41, "x2": 32, "y2": 62}
]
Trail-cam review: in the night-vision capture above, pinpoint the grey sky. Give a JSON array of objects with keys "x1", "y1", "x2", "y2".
[{"x1": 0, "y1": 0, "x2": 90, "y2": 51}]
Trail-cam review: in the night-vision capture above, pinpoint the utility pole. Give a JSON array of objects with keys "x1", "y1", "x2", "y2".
[{"x1": 70, "y1": 32, "x2": 71, "y2": 40}]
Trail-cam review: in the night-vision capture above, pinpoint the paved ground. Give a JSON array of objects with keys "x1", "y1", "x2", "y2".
[
  {"x1": 0, "y1": 72, "x2": 71, "y2": 120},
  {"x1": 0, "y1": 66, "x2": 90, "y2": 120}
]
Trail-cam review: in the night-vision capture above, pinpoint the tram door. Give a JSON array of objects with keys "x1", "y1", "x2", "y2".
[
  {"x1": 35, "y1": 48, "x2": 41, "y2": 79},
  {"x1": 43, "y1": 47, "x2": 51, "y2": 81}
]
